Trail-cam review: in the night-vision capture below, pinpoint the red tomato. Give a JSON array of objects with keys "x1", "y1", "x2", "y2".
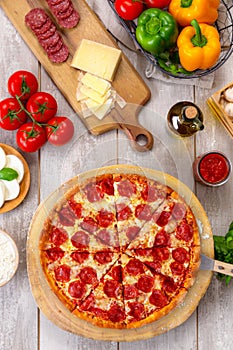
[
  {"x1": 16, "y1": 122, "x2": 47, "y2": 152},
  {"x1": 145, "y1": 0, "x2": 171, "y2": 8},
  {"x1": 114, "y1": 0, "x2": 144, "y2": 20},
  {"x1": 0, "y1": 97, "x2": 27, "y2": 130},
  {"x1": 26, "y1": 92, "x2": 58, "y2": 123},
  {"x1": 45, "y1": 116, "x2": 74, "y2": 146},
  {"x1": 8, "y1": 70, "x2": 38, "y2": 101}
]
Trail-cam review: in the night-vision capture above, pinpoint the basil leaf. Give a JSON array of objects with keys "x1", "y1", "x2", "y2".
[{"x1": 0, "y1": 167, "x2": 18, "y2": 181}]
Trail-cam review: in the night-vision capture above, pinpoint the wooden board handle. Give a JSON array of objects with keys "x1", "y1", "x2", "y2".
[
  {"x1": 113, "y1": 104, "x2": 154, "y2": 152},
  {"x1": 214, "y1": 260, "x2": 233, "y2": 277}
]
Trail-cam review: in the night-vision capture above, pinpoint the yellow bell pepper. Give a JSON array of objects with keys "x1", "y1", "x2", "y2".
[
  {"x1": 177, "y1": 19, "x2": 221, "y2": 72},
  {"x1": 169, "y1": 0, "x2": 220, "y2": 27}
]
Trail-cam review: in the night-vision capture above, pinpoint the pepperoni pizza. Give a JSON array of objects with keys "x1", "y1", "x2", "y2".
[{"x1": 39, "y1": 173, "x2": 200, "y2": 329}]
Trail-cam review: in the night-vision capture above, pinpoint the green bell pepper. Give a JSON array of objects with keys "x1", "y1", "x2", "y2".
[{"x1": 135, "y1": 8, "x2": 179, "y2": 56}]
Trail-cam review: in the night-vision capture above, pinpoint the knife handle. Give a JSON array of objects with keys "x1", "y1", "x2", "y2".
[{"x1": 214, "y1": 260, "x2": 233, "y2": 277}]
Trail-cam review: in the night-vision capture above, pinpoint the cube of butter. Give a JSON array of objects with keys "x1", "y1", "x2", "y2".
[{"x1": 71, "y1": 39, "x2": 122, "y2": 82}]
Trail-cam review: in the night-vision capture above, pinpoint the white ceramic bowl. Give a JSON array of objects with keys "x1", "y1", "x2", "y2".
[{"x1": 0, "y1": 229, "x2": 19, "y2": 287}]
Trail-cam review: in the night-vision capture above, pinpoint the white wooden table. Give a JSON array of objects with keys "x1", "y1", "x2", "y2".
[{"x1": 0, "y1": 1, "x2": 233, "y2": 349}]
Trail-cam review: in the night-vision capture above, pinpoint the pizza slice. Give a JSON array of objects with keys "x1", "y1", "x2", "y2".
[
  {"x1": 125, "y1": 245, "x2": 200, "y2": 290},
  {"x1": 74, "y1": 259, "x2": 126, "y2": 328},
  {"x1": 40, "y1": 248, "x2": 119, "y2": 310},
  {"x1": 127, "y1": 190, "x2": 199, "y2": 250},
  {"x1": 120, "y1": 254, "x2": 187, "y2": 328},
  {"x1": 113, "y1": 174, "x2": 168, "y2": 249}
]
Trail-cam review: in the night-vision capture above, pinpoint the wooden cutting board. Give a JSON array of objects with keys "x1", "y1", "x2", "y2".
[
  {"x1": 27, "y1": 165, "x2": 214, "y2": 342},
  {"x1": 0, "y1": 0, "x2": 152, "y2": 151}
]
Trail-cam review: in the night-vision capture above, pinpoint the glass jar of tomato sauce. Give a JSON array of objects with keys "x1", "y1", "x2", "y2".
[{"x1": 193, "y1": 151, "x2": 232, "y2": 187}]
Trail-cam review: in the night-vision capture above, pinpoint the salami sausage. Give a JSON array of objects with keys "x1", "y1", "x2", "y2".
[
  {"x1": 94, "y1": 251, "x2": 114, "y2": 265},
  {"x1": 71, "y1": 231, "x2": 90, "y2": 249},
  {"x1": 126, "y1": 226, "x2": 140, "y2": 241},
  {"x1": 149, "y1": 290, "x2": 168, "y2": 308},
  {"x1": 125, "y1": 259, "x2": 144, "y2": 275},
  {"x1": 107, "y1": 303, "x2": 126, "y2": 323},
  {"x1": 68, "y1": 280, "x2": 86, "y2": 299},
  {"x1": 54, "y1": 264, "x2": 71, "y2": 282},
  {"x1": 79, "y1": 267, "x2": 98, "y2": 285},
  {"x1": 71, "y1": 251, "x2": 89, "y2": 263},
  {"x1": 117, "y1": 179, "x2": 136, "y2": 198},
  {"x1": 136, "y1": 275, "x2": 154, "y2": 293},
  {"x1": 123, "y1": 284, "x2": 138, "y2": 299},
  {"x1": 45, "y1": 247, "x2": 64, "y2": 261},
  {"x1": 103, "y1": 280, "x2": 120, "y2": 298},
  {"x1": 135, "y1": 204, "x2": 152, "y2": 221},
  {"x1": 46, "y1": 0, "x2": 80, "y2": 29},
  {"x1": 25, "y1": 8, "x2": 69, "y2": 64},
  {"x1": 51, "y1": 226, "x2": 68, "y2": 246}
]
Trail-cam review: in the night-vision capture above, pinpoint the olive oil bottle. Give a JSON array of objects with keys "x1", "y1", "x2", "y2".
[{"x1": 167, "y1": 101, "x2": 204, "y2": 138}]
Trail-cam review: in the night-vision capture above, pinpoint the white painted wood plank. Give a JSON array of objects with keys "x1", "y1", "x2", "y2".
[
  {"x1": 0, "y1": 9, "x2": 39, "y2": 350},
  {"x1": 195, "y1": 54, "x2": 233, "y2": 350}
]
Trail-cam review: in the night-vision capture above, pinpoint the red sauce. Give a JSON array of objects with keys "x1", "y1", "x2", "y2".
[{"x1": 199, "y1": 153, "x2": 230, "y2": 184}]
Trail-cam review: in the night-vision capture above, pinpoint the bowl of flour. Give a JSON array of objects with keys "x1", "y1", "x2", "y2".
[{"x1": 0, "y1": 229, "x2": 19, "y2": 286}]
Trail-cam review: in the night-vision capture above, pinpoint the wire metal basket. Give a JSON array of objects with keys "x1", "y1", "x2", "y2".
[{"x1": 107, "y1": 0, "x2": 233, "y2": 79}]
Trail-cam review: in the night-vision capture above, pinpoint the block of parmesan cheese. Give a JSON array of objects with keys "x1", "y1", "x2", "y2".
[{"x1": 71, "y1": 39, "x2": 122, "y2": 81}]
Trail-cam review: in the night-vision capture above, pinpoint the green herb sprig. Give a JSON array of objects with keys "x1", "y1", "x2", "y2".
[{"x1": 214, "y1": 221, "x2": 233, "y2": 285}]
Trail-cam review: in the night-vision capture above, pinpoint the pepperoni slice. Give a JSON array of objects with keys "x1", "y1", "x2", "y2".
[
  {"x1": 125, "y1": 259, "x2": 145, "y2": 275},
  {"x1": 80, "y1": 294, "x2": 94, "y2": 311},
  {"x1": 134, "y1": 248, "x2": 153, "y2": 257},
  {"x1": 176, "y1": 221, "x2": 193, "y2": 242},
  {"x1": 116, "y1": 203, "x2": 132, "y2": 221},
  {"x1": 85, "y1": 183, "x2": 104, "y2": 203},
  {"x1": 172, "y1": 203, "x2": 186, "y2": 220},
  {"x1": 162, "y1": 276, "x2": 177, "y2": 294},
  {"x1": 45, "y1": 247, "x2": 64, "y2": 261},
  {"x1": 109, "y1": 265, "x2": 122, "y2": 282},
  {"x1": 96, "y1": 229, "x2": 113, "y2": 246},
  {"x1": 94, "y1": 251, "x2": 113, "y2": 265},
  {"x1": 117, "y1": 179, "x2": 136, "y2": 197},
  {"x1": 80, "y1": 217, "x2": 98, "y2": 234},
  {"x1": 68, "y1": 280, "x2": 86, "y2": 299},
  {"x1": 126, "y1": 226, "x2": 140, "y2": 241},
  {"x1": 124, "y1": 284, "x2": 139, "y2": 299},
  {"x1": 152, "y1": 247, "x2": 170, "y2": 261},
  {"x1": 71, "y1": 231, "x2": 90, "y2": 249},
  {"x1": 155, "y1": 211, "x2": 171, "y2": 227},
  {"x1": 145, "y1": 260, "x2": 161, "y2": 274},
  {"x1": 170, "y1": 261, "x2": 185, "y2": 275},
  {"x1": 96, "y1": 210, "x2": 114, "y2": 228},
  {"x1": 141, "y1": 183, "x2": 163, "y2": 202},
  {"x1": 79, "y1": 267, "x2": 98, "y2": 285},
  {"x1": 68, "y1": 199, "x2": 82, "y2": 218},
  {"x1": 51, "y1": 226, "x2": 68, "y2": 246},
  {"x1": 135, "y1": 204, "x2": 152, "y2": 221},
  {"x1": 58, "y1": 207, "x2": 76, "y2": 226},
  {"x1": 71, "y1": 251, "x2": 89, "y2": 263},
  {"x1": 154, "y1": 230, "x2": 171, "y2": 247},
  {"x1": 128, "y1": 302, "x2": 145, "y2": 320},
  {"x1": 149, "y1": 290, "x2": 168, "y2": 308},
  {"x1": 136, "y1": 275, "x2": 154, "y2": 293},
  {"x1": 172, "y1": 247, "x2": 190, "y2": 263},
  {"x1": 108, "y1": 303, "x2": 126, "y2": 323},
  {"x1": 99, "y1": 177, "x2": 114, "y2": 196},
  {"x1": 54, "y1": 264, "x2": 71, "y2": 282},
  {"x1": 103, "y1": 280, "x2": 121, "y2": 298}
]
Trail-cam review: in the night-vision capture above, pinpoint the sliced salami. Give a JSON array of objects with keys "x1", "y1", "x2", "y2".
[
  {"x1": 25, "y1": 8, "x2": 69, "y2": 64},
  {"x1": 25, "y1": 8, "x2": 47, "y2": 30},
  {"x1": 46, "y1": 0, "x2": 80, "y2": 29}
]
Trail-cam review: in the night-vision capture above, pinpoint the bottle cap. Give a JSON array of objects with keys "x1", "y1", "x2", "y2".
[{"x1": 184, "y1": 106, "x2": 198, "y2": 120}]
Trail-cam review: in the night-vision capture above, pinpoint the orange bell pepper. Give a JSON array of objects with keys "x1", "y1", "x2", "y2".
[
  {"x1": 177, "y1": 19, "x2": 221, "y2": 72},
  {"x1": 169, "y1": 0, "x2": 220, "y2": 27}
]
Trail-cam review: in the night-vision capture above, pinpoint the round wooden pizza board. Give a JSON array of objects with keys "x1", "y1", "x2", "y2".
[
  {"x1": 27, "y1": 165, "x2": 214, "y2": 342},
  {"x1": 0, "y1": 143, "x2": 30, "y2": 214}
]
